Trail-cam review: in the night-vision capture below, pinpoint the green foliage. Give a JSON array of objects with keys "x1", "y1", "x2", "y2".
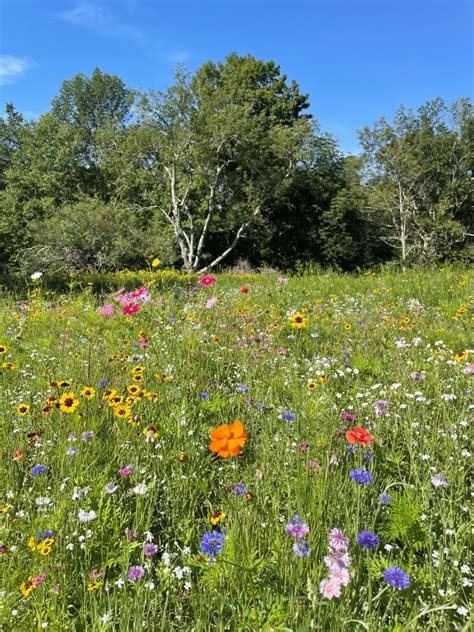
[{"x1": 381, "y1": 491, "x2": 429, "y2": 552}]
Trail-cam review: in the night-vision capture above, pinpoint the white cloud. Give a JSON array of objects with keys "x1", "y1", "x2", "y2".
[
  {"x1": 59, "y1": 2, "x2": 145, "y2": 43},
  {"x1": 0, "y1": 55, "x2": 32, "y2": 86}
]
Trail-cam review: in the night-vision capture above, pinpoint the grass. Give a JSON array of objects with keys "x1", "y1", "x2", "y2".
[{"x1": 0, "y1": 268, "x2": 472, "y2": 631}]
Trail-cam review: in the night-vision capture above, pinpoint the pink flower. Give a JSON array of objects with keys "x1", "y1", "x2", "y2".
[
  {"x1": 328, "y1": 528, "x2": 350, "y2": 552},
  {"x1": 464, "y1": 363, "x2": 474, "y2": 374},
  {"x1": 324, "y1": 550, "x2": 351, "y2": 570},
  {"x1": 329, "y1": 567, "x2": 350, "y2": 587},
  {"x1": 319, "y1": 577, "x2": 342, "y2": 599},
  {"x1": 199, "y1": 275, "x2": 217, "y2": 287},
  {"x1": 128, "y1": 287, "x2": 150, "y2": 302},
  {"x1": 277, "y1": 277, "x2": 289, "y2": 284},
  {"x1": 122, "y1": 303, "x2": 139, "y2": 316},
  {"x1": 100, "y1": 304, "x2": 114, "y2": 316},
  {"x1": 32, "y1": 572, "x2": 46, "y2": 586},
  {"x1": 205, "y1": 297, "x2": 217, "y2": 309}
]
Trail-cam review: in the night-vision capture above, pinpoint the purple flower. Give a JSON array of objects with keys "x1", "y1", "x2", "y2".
[
  {"x1": 349, "y1": 468, "x2": 373, "y2": 484},
  {"x1": 280, "y1": 412, "x2": 296, "y2": 422},
  {"x1": 292, "y1": 540, "x2": 311, "y2": 557},
  {"x1": 431, "y1": 473, "x2": 449, "y2": 488},
  {"x1": 200, "y1": 392, "x2": 209, "y2": 399},
  {"x1": 384, "y1": 566, "x2": 410, "y2": 589},
  {"x1": 374, "y1": 400, "x2": 389, "y2": 417},
  {"x1": 81, "y1": 431, "x2": 94, "y2": 442},
  {"x1": 234, "y1": 482, "x2": 248, "y2": 496},
  {"x1": 379, "y1": 492, "x2": 392, "y2": 506},
  {"x1": 66, "y1": 447, "x2": 78, "y2": 456},
  {"x1": 200, "y1": 531, "x2": 224, "y2": 557},
  {"x1": 328, "y1": 528, "x2": 350, "y2": 552},
  {"x1": 236, "y1": 384, "x2": 249, "y2": 393},
  {"x1": 127, "y1": 565, "x2": 145, "y2": 581},
  {"x1": 285, "y1": 522, "x2": 310, "y2": 538},
  {"x1": 324, "y1": 550, "x2": 351, "y2": 570},
  {"x1": 143, "y1": 542, "x2": 158, "y2": 557},
  {"x1": 31, "y1": 464, "x2": 47, "y2": 476},
  {"x1": 357, "y1": 531, "x2": 380, "y2": 549},
  {"x1": 99, "y1": 380, "x2": 108, "y2": 388}
]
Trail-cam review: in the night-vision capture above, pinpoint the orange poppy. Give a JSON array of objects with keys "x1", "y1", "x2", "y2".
[
  {"x1": 209, "y1": 420, "x2": 248, "y2": 458},
  {"x1": 346, "y1": 426, "x2": 373, "y2": 445}
]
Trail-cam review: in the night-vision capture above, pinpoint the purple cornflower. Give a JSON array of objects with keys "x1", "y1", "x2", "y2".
[
  {"x1": 357, "y1": 531, "x2": 380, "y2": 549},
  {"x1": 127, "y1": 565, "x2": 145, "y2": 581},
  {"x1": 324, "y1": 550, "x2": 351, "y2": 570},
  {"x1": 236, "y1": 384, "x2": 249, "y2": 393},
  {"x1": 31, "y1": 464, "x2": 47, "y2": 476},
  {"x1": 143, "y1": 542, "x2": 158, "y2": 557},
  {"x1": 234, "y1": 482, "x2": 248, "y2": 496},
  {"x1": 37, "y1": 530, "x2": 53, "y2": 541},
  {"x1": 280, "y1": 412, "x2": 296, "y2": 422},
  {"x1": 292, "y1": 540, "x2": 311, "y2": 557},
  {"x1": 99, "y1": 380, "x2": 108, "y2": 388},
  {"x1": 328, "y1": 529, "x2": 350, "y2": 552},
  {"x1": 285, "y1": 520, "x2": 310, "y2": 538},
  {"x1": 299, "y1": 442, "x2": 310, "y2": 453},
  {"x1": 340, "y1": 410, "x2": 356, "y2": 423},
  {"x1": 349, "y1": 468, "x2": 373, "y2": 484},
  {"x1": 384, "y1": 566, "x2": 410, "y2": 589},
  {"x1": 200, "y1": 531, "x2": 225, "y2": 557},
  {"x1": 379, "y1": 492, "x2": 392, "y2": 506},
  {"x1": 374, "y1": 400, "x2": 389, "y2": 417},
  {"x1": 200, "y1": 392, "x2": 209, "y2": 399},
  {"x1": 66, "y1": 447, "x2": 78, "y2": 456},
  {"x1": 431, "y1": 473, "x2": 449, "y2": 488},
  {"x1": 81, "y1": 431, "x2": 94, "y2": 442}
]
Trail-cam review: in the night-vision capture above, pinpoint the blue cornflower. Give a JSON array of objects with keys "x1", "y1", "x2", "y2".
[
  {"x1": 256, "y1": 402, "x2": 265, "y2": 409},
  {"x1": 363, "y1": 452, "x2": 374, "y2": 462},
  {"x1": 200, "y1": 392, "x2": 209, "y2": 399},
  {"x1": 168, "y1": 317, "x2": 176, "y2": 323},
  {"x1": 280, "y1": 412, "x2": 296, "y2": 422},
  {"x1": 379, "y1": 492, "x2": 392, "y2": 506},
  {"x1": 384, "y1": 566, "x2": 410, "y2": 589},
  {"x1": 31, "y1": 464, "x2": 47, "y2": 476},
  {"x1": 99, "y1": 380, "x2": 108, "y2": 388},
  {"x1": 37, "y1": 529, "x2": 53, "y2": 541},
  {"x1": 349, "y1": 468, "x2": 373, "y2": 484},
  {"x1": 357, "y1": 531, "x2": 380, "y2": 549},
  {"x1": 66, "y1": 447, "x2": 79, "y2": 456},
  {"x1": 292, "y1": 540, "x2": 311, "y2": 557},
  {"x1": 236, "y1": 384, "x2": 249, "y2": 393},
  {"x1": 346, "y1": 445, "x2": 359, "y2": 454},
  {"x1": 234, "y1": 482, "x2": 248, "y2": 496},
  {"x1": 200, "y1": 530, "x2": 225, "y2": 557}
]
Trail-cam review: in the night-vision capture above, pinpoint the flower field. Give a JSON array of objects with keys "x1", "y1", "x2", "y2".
[{"x1": 0, "y1": 269, "x2": 472, "y2": 631}]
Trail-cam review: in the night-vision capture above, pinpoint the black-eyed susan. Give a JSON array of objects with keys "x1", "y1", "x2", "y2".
[
  {"x1": 41, "y1": 405, "x2": 52, "y2": 415},
  {"x1": 0, "y1": 344, "x2": 7, "y2": 354},
  {"x1": 20, "y1": 578, "x2": 35, "y2": 597},
  {"x1": 2, "y1": 362, "x2": 17, "y2": 370},
  {"x1": 114, "y1": 404, "x2": 131, "y2": 419},
  {"x1": 59, "y1": 392, "x2": 80, "y2": 414},
  {"x1": 210, "y1": 511, "x2": 226, "y2": 526},
  {"x1": 127, "y1": 384, "x2": 141, "y2": 395},
  {"x1": 307, "y1": 380, "x2": 318, "y2": 390},
  {"x1": 132, "y1": 373, "x2": 144, "y2": 383},
  {"x1": 17, "y1": 404, "x2": 30, "y2": 416},
  {"x1": 80, "y1": 386, "x2": 96, "y2": 399},
  {"x1": 289, "y1": 313, "x2": 308, "y2": 329},
  {"x1": 343, "y1": 323, "x2": 352, "y2": 330},
  {"x1": 132, "y1": 365, "x2": 145, "y2": 374},
  {"x1": 58, "y1": 380, "x2": 72, "y2": 388},
  {"x1": 38, "y1": 538, "x2": 54, "y2": 555},
  {"x1": 454, "y1": 351, "x2": 468, "y2": 362},
  {"x1": 87, "y1": 581, "x2": 102, "y2": 592},
  {"x1": 145, "y1": 391, "x2": 158, "y2": 401}
]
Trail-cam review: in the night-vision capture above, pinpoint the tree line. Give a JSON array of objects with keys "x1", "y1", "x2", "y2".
[{"x1": 0, "y1": 55, "x2": 472, "y2": 275}]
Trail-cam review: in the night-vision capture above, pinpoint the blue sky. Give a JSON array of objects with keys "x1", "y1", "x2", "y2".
[{"x1": 0, "y1": 0, "x2": 472, "y2": 153}]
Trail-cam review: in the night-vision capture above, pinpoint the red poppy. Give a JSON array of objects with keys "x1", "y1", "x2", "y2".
[
  {"x1": 346, "y1": 426, "x2": 373, "y2": 445},
  {"x1": 240, "y1": 287, "x2": 249, "y2": 293}
]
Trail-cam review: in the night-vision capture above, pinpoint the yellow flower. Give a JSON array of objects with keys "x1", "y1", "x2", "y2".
[
  {"x1": 80, "y1": 386, "x2": 96, "y2": 399},
  {"x1": 127, "y1": 384, "x2": 140, "y2": 395},
  {"x1": 343, "y1": 323, "x2": 352, "y2": 330},
  {"x1": 132, "y1": 365, "x2": 145, "y2": 374},
  {"x1": 151, "y1": 258, "x2": 161, "y2": 268},
  {"x1": 0, "y1": 344, "x2": 7, "y2": 354},
  {"x1": 59, "y1": 392, "x2": 80, "y2": 413},
  {"x1": 307, "y1": 381, "x2": 318, "y2": 390},
  {"x1": 0, "y1": 507, "x2": 9, "y2": 513},
  {"x1": 17, "y1": 404, "x2": 30, "y2": 416},
  {"x1": 20, "y1": 577, "x2": 35, "y2": 597},
  {"x1": 289, "y1": 313, "x2": 308, "y2": 329},
  {"x1": 87, "y1": 581, "x2": 102, "y2": 592},
  {"x1": 114, "y1": 404, "x2": 131, "y2": 419},
  {"x1": 210, "y1": 511, "x2": 226, "y2": 525},
  {"x1": 38, "y1": 538, "x2": 54, "y2": 556},
  {"x1": 28, "y1": 536, "x2": 37, "y2": 552},
  {"x1": 454, "y1": 351, "x2": 468, "y2": 363}
]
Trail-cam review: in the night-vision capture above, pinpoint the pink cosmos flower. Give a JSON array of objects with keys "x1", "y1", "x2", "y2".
[
  {"x1": 277, "y1": 277, "x2": 289, "y2": 284},
  {"x1": 206, "y1": 297, "x2": 217, "y2": 308},
  {"x1": 122, "y1": 303, "x2": 139, "y2": 316},
  {"x1": 199, "y1": 275, "x2": 217, "y2": 287},
  {"x1": 319, "y1": 577, "x2": 342, "y2": 599},
  {"x1": 464, "y1": 363, "x2": 474, "y2": 374},
  {"x1": 100, "y1": 304, "x2": 114, "y2": 316}
]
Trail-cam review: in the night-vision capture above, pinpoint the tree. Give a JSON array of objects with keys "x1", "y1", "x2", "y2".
[
  {"x1": 359, "y1": 98, "x2": 473, "y2": 265},
  {"x1": 137, "y1": 55, "x2": 313, "y2": 272}
]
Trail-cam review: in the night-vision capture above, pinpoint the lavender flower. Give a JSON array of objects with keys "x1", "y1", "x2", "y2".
[
  {"x1": 143, "y1": 543, "x2": 158, "y2": 557},
  {"x1": 292, "y1": 540, "x2": 311, "y2": 557},
  {"x1": 127, "y1": 565, "x2": 145, "y2": 581}
]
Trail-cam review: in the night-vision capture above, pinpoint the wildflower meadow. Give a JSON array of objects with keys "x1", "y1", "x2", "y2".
[{"x1": 0, "y1": 268, "x2": 472, "y2": 631}]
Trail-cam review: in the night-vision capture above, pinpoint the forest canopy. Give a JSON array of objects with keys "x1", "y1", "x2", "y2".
[{"x1": 0, "y1": 57, "x2": 472, "y2": 274}]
